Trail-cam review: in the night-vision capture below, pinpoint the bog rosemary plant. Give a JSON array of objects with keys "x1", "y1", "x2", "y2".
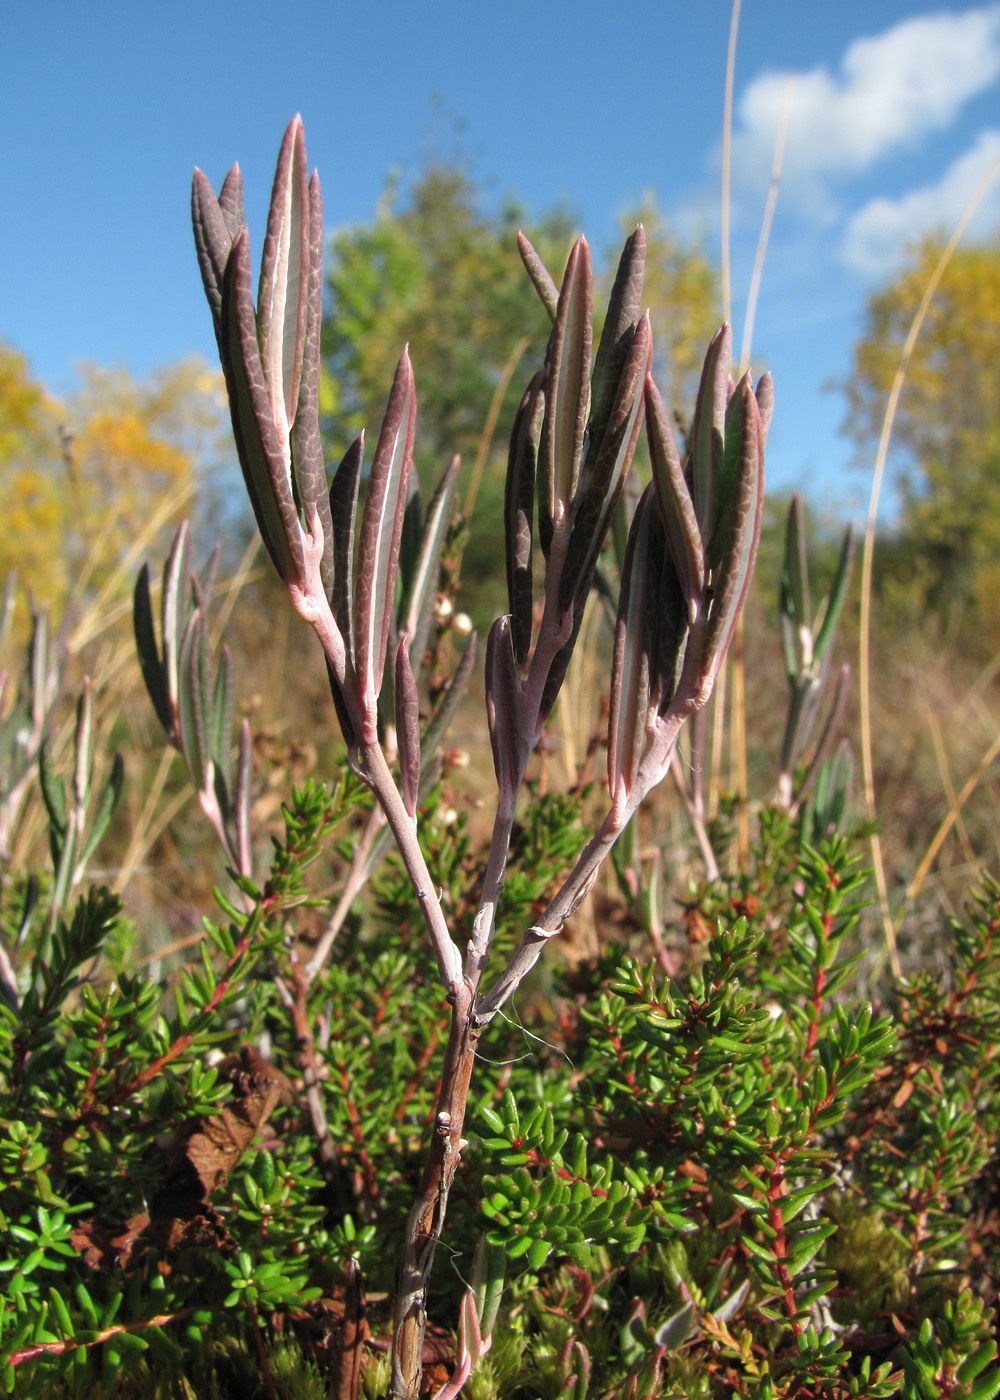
[
  {"x1": 4, "y1": 113, "x2": 998, "y2": 1400},
  {"x1": 190, "y1": 116, "x2": 767, "y2": 1397}
]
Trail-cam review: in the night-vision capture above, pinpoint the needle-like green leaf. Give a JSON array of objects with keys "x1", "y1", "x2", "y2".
[{"x1": 780, "y1": 494, "x2": 810, "y2": 680}]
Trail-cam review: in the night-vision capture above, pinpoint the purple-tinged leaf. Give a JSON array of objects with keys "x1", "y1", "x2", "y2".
[
  {"x1": 211, "y1": 644, "x2": 234, "y2": 784},
  {"x1": 542, "y1": 238, "x2": 592, "y2": 535},
  {"x1": 330, "y1": 433, "x2": 364, "y2": 651},
  {"x1": 608, "y1": 487, "x2": 658, "y2": 806},
  {"x1": 589, "y1": 226, "x2": 646, "y2": 456},
  {"x1": 401, "y1": 454, "x2": 461, "y2": 673},
  {"x1": 257, "y1": 116, "x2": 310, "y2": 445},
  {"x1": 504, "y1": 372, "x2": 544, "y2": 667},
  {"x1": 191, "y1": 170, "x2": 235, "y2": 342},
  {"x1": 354, "y1": 351, "x2": 416, "y2": 716},
  {"x1": 755, "y1": 371, "x2": 774, "y2": 446},
  {"x1": 646, "y1": 374, "x2": 705, "y2": 622},
  {"x1": 485, "y1": 615, "x2": 523, "y2": 804},
  {"x1": 218, "y1": 166, "x2": 245, "y2": 240},
  {"x1": 178, "y1": 611, "x2": 209, "y2": 789},
  {"x1": 690, "y1": 324, "x2": 732, "y2": 546},
  {"x1": 517, "y1": 232, "x2": 559, "y2": 321},
  {"x1": 395, "y1": 639, "x2": 421, "y2": 818},
  {"x1": 290, "y1": 170, "x2": 335, "y2": 592},
  {"x1": 161, "y1": 521, "x2": 191, "y2": 729},
  {"x1": 221, "y1": 229, "x2": 302, "y2": 582},
  {"x1": 699, "y1": 377, "x2": 764, "y2": 685},
  {"x1": 559, "y1": 313, "x2": 652, "y2": 614}
]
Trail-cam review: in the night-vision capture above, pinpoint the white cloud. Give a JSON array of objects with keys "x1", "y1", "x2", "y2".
[
  {"x1": 842, "y1": 129, "x2": 1000, "y2": 274},
  {"x1": 734, "y1": 5, "x2": 1000, "y2": 207}
]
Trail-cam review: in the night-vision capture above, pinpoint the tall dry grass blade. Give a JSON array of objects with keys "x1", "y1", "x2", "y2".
[
  {"x1": 859, "y1": 150, "x2": 1000, "y2": 976},
  {"x1": 925, "y1": 705, "x2": 977, "y2": 874},
  {"x1": 907, "y1": 726, "x2": 1000, "y2": 905},
  {"x1": 739, "y1": 76, "x2": 796, "y2": 374},
  {"x1": 720, "y1": 0, "x2": 742, "y2": 326}
]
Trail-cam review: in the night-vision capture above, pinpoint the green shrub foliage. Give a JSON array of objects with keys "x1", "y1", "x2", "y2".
[{"x1": 2, "y1": 773, "x2": 999, "y2": 1396}]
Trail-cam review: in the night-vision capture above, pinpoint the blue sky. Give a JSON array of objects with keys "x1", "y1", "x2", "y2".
[{"x1": 3, "y1": 1, "x2": 999, "y2": 520}]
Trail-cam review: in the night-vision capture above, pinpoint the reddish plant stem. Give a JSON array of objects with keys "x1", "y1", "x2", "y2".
[
  {"x1": 766, "y1": 1156, "x2": 803, "y2": 1340},
  {"x1": 9, "y1": 1308, "x2": 198, "y2": 1367}
]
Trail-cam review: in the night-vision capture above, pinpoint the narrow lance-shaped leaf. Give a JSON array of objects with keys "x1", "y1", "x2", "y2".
[
  {"x1": 400, "y1": 454, "x2": 461, "y2": 670},
  {"x1": 133, "y1": 565, "x2": 171, "y2": 734},
  {"x1": 234, "y1": 718, "x2": 253, "y2": 878},
  {"x1": 421, "y1": 630, "x2": 477, "y2": 761},
  {"x1": 698, "y1": 377, "x2": 765, "y2": 683},
  {"x1": 79, "y1": 753, "x2": 124, "y2": 869},
  {"x1": 485, "y1": 616, "x2": 522, "y2": 806},
  {"x1": 780, "y1": 494, "x2": 811, "y2": 678},
  {"x1": 330, "y1": 433, "x2": 364, "y2": 653},
  {"x1": 646, "y1": 374, "x2": 705, "y2": 623},
  {"x1": 191, "y1": 171, "x2": 238, "y2": 343},
  {"x1": 755, "y1": 371, "x2": 774, "y2": 444},
  {"x1": 211, "y1": 645, "x2": 234, "y2": 788},
  {"x1": 354, "y1": 350, "x2": 416, "y2": 715},
  {"x1": 178, "y1": 611, "x2": 209, "y2": 789},
  {"x1": 290, "y1": 169, "x2": 335, "y2": 591},
  {"x1": 588, "y1": 225, "x2": 646, "y2": 456},
  {"x1": 516, "y1": 232, "x2": 559, "y2": 321},
  {"x1": 257, "y1": 116, "x2": 310, "y2": 444},
  {"x1": 39, "y1": 741, "x2": 66, "y2": 864},
  {"x1": 72, "y1": 679, "x2": 95, "y2": 814},
  {"x1": 650, "y1": 540, "x2": 690, "y2": 721},
  {"x1": 608, "y1": 487, "x2": 658, "y2": 806},
  {"x1": 813, "y1": 522, "x2": 856, "y2": 667},
  {"x1": 542, "y1": 238, "x2": 592, "y2": 535},
  {"x1": 689, "y1": 324, "x2": 732, "y2": 546},
  {"x1": 504, "y1": 373, "x2": 544, "y2": 668},
  {"x1": 161, "y1": 522, "x2": 190, "y2": 730},
  {"x1": 221, "y1": 229, "x2": 302, "y2": 582},
  {"x1": 559, "y1": 314, "x2": 652, "y2": 614},
  {"x1": 394, "y1": 640, "x2": 421, "y2": 818}
]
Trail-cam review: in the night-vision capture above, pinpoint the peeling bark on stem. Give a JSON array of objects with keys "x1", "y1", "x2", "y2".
[{"x1": 390, "y1": 983, "x2": 478, "y2": 1400}]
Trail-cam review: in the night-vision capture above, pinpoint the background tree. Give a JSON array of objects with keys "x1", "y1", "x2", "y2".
[
  {"x1": 0, "y1": 347, "x2": 227, "y2": 620},
  {"x1": 842, "y1": 234, "x2": 1000, "y2": 647}
]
